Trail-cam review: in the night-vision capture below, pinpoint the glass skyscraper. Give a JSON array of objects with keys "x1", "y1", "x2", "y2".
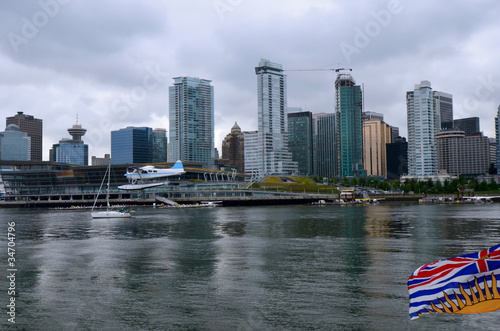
[
  {"x1": 50, "y1": 140, "x2": 89, "y2": 165},
  {"x1": 253, "y1": 58, "x2": 297, "y2": 176},
  {"x1": 496, "y1": 106, "x2": 500, "y2": 174},
  {"x1": 151, "y1": 128, "x2": 168, "y2": 163},
  {"x1": 288, "y1": 111, "x2": 314, "y2": 176},
  {"x1": 0, "y1": 124, "x2": 31, "y2": 161},
  {"x1": 169, "y1": 77, "x2": 214, "y2": 168},
  {"x1": 111, "y1": 127, "x2": 152, "y2": 164},
  {"x1": 316, "y1": 113, "x2": 337, "y2": 178},
  {"x1": 336, "y1": 73, "x2": 364, "y2": 177},
  {"x1": 406, "y1": 81, "x2": 441, "y2": 177},
  {"x1": 6, "y1": 111, "x2": 43, "y2": 161},
  {"x1": 49, "y1": 122, "x2": 88, "y2": 165}
]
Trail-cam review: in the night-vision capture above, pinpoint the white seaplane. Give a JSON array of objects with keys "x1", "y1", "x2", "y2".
[
  {"x1": 461, "y1": 195, "x2": 500, "y2": 204},
  {"x1": 118, "y1": 160, "x2": 186, "y2": 190}
]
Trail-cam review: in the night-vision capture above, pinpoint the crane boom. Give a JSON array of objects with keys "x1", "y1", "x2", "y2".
[{"x1": 285, "y1": 68, "x2": 352, "y2": 72}]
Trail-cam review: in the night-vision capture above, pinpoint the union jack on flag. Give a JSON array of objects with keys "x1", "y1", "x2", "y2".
[{"x1": 408, "y1": 244, "x2": 500, "y2": 320}]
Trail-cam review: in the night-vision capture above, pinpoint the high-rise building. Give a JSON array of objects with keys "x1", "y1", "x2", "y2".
[
  {"x1": 288, "y1": 111, "x2": 314, "y2": 175},
  {"x1": 0, "y1": 124, "x2": 31, "y2": 161},
  {"x1": 386, "y1": 136, "x2": 408, "y2": 180},
  {"x1": 169, "y1": 77, "x2": 214, "y2": 168},
  {"x1": 111, "y1": 127, "x2": 152, "y2": 164},
  {"x1": 221, "y1": 122, "x2": 245, "y2": 172},
  {"x1": 453, "y1": 117, "x2": 480, "y2": 136},
  {"x1": 436, "y1": 130, "x2": 489, "y2": 176},
  {"x1": 363, "y1": 118, "x2": 392, "y2": 177},
  {"x1": 434, "y1": 91, "x2": 453, "y2": 128},
  {"x1": 243, "y1": 131, "x2": 260, "y2": 175},
  {"x1": 151, "y1": 128, "x2": 168, "y2": 163},
  {"x1": 6, "y1": 111, "x2": 43, "y2": 161},
  {"x1": 316, "y1": 113, "x2": 337, "y2": 178},
  {"x1": 336, "y1": 73, "x2": 364, "y2": 177},
  {"x1": 406, "y1": 81, "x2": 441, "y2": 177},
  {"x1": 488, "y1": 137, "x2": 497, "y2": 174},
  {"x1": 49, "y1": 121, "x2": 88, "y2": 165},
  {"x1": 253, "y1": 58, "x2": 297, "y2": 176},
  {"x1": 496, "y1": 106, "x2": 500, "y2": 175}
]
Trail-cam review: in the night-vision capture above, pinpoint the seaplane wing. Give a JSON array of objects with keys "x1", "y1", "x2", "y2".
[
  {"x1": 118, "y1": 160, "x2": 186, "y2": 190},
  {"x1": 118, "y1": 182, "x2": 165, "y2": 190}
]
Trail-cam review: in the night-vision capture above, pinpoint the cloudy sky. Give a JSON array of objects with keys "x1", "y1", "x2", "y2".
[{"x1": 1, "y1": 0, "x2": 499, "y2": 160}]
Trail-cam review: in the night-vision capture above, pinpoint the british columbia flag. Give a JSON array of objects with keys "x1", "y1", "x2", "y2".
[{"x1": 408, "y1": 244, "x2": 500, "y2": 320}]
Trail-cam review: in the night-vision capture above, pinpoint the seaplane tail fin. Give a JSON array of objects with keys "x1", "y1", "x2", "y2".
[{"x1": 171, "y1": 160, "x2": 184, "y2": 170}]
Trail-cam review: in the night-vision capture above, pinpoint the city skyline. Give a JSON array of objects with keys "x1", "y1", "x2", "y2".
[{"x1": 1, "y1": 1, "x2": 499, "y2": 160}]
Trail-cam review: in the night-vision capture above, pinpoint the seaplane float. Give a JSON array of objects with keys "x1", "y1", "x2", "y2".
[{"x1": 118, "y1": 160, "x2": 186, "y2": 190}]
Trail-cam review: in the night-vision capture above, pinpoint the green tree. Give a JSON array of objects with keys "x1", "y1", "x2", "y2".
[
  {"x1": 478, "y1": 180, "x2": 488, "y2": 191},
  {"x1": 488, "y1": 178, "x2": 499, "y2": 190},
  {"x1": 373, "y1": 178, "x2": 380, "y2": 189},
  {"x1": 342, "y1": 177, "x2": 348, "y2": 186},
  {"x1": 350, "y1": 177, "x2": 358, "y2": 187},
  {"x1": 392, "y1": 179, "x2": 401, "y2": 190},
  {"x1": 434, "y1": 180, "x2": 443, "y2": 194},
  {"x1": 358, "y1": 177, "x2": 366, "y2": 187},
  {"x1": 381, "y1": 181, "x2": 390, "y2": 191}
]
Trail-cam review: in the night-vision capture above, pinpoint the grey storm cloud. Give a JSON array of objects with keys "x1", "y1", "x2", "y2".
[{"x1": 0, "y1": 0, "x2": 499, "y2": 160}]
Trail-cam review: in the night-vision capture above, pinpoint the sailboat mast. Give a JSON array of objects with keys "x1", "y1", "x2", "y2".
[{"x1": 106, "y1": 162, "x2": 111, "y2": 209}]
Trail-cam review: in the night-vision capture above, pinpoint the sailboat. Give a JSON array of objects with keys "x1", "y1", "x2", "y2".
[{"x1": 91, "y1": 163, "x2": 132, "y2": 218}]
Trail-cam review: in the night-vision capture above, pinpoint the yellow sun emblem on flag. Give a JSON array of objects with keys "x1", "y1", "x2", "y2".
[{"x1": 421, "y1": 273, "x2": 500, "y2": 317}]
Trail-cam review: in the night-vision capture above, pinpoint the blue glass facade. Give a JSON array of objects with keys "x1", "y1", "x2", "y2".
[
  {"x1": 169, "y1": 77, "x2": 214, "y2": 167},
  {"x1": 316, "y1": 113, "x2": 337, "y2": 178},
  {"x1": 111, "y1": 127, "x2": 152, "y2": 164},
  {"x1": 336, "y1": 74, "x2": 364, "y2": 177},
  {"x1": 288, "y1": 111, "x2": 314, "y2": 175},
  {"x1": 0, "y1": 124, "x2": 31, "y2": 161},
  {"x1": 49, "y1": 139, "x2": 89, "y2": 165}
]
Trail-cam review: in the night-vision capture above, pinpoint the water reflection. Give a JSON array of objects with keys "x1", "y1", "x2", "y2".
[{"x1": 2, "y1": 204, "x2": 500, "y2": 330}]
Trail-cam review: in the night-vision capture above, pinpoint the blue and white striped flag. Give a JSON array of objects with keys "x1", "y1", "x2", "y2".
[{"x1": 408, "y1": 244, "x2": 500, "y2": 320}]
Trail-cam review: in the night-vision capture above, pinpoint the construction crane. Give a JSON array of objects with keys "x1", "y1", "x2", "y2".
[{"x1": 284, "y1": 68, "x2": 352, "y2": 73}]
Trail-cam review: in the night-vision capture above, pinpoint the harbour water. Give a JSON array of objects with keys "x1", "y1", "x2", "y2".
[{"x1": 1, "y1": 203, "x2": 500, "y2": 330}]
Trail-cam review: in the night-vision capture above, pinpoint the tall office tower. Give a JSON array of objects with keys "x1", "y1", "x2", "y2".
[
  {"x1": 243, "y1": 131, "x2": 260, "y2": 175},
  {"x1": 488, "y1": 137, "x2": 497, "y2": 174},
  {"x1": 434, "y1": 91, "x2": 453, "y2": 129},
  {"x1": 288, "y1": 111, "x2": 314, "y2": 175},
  {"x1": 363, "y1": 119, "x2": 392, "y2": 177},
  {"x1": 0, "y1": 124, "x2": 31, "y2": 160},
  {"x1": 436, "y1": 130, "x2": 489, "y2": 176},
  {"x1": 406, "y1": 81, "x2": 441, "y2": 177},
  {"x1": 386, "y1": 136, "x2": 408, "y2": 180},
  {"x1": 453, "y1": 117, "x2": 480, "y2": 136},
  {"x1": 6, "y1": 111, "x2": 43, "y2": 161},
  {"x1": 496, "y1": 106, "x2": 500, "y2": 174},
  {"x1": 151, "y1": 128, "x2": 168, "y2": 163},
  {"x1": 254, "y1": 58, "x2": 297, "y2": 176},
  {"x1": 49, "y1": 121, "x2": 88, "y2": 165},
  {"x1": 111, "y1": 127, "x2": 152, "y2": 164},
  {"x1": 169, "y1": 77, "x2": 214, "y2": 168},
  {"x1": 316, "y1": 113, "x2": 337, "y2": 178},
  {"x1": 221, "y1": 122, "x2": 245, "y2": 172},
  {"x1": 336, "y1": 73, "x2": 364, "y2": 177}
]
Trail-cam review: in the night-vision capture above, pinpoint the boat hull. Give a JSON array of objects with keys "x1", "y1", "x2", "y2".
[{"x1": 91, "y1": 211, "x2": 132, "y2": 218}]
